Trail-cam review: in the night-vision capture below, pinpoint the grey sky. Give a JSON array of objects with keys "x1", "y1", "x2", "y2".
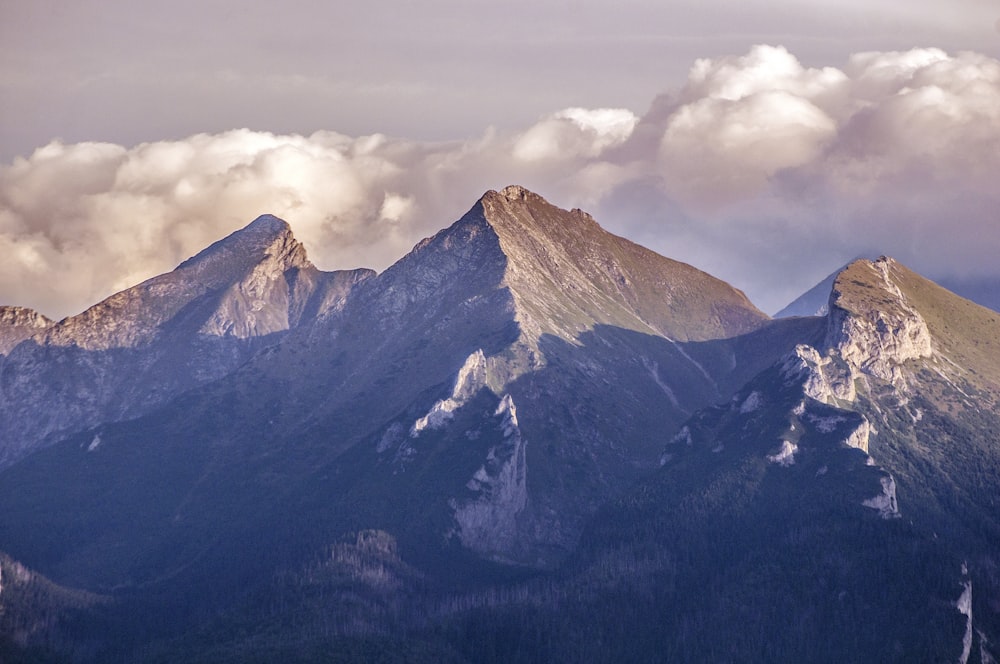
[
  {"x1": 3, "y1": 0, "x2": 997, "y2": 160},
  {"x1": 1, "y1": 1, "x2": 999, "y2": 318}
]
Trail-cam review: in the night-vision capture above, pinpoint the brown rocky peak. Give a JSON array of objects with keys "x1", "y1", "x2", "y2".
[
  {"x1": 177, "y1": 214, "x2": 312, "y2": 283},
  {"x1": 0, "y1": 306, "x2": 55, "y2": 354}
]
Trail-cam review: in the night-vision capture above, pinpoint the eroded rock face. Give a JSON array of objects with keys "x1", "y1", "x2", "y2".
[
  {"x1": 782, "y1": 344, "x2": 857, "y2": 405},
  {"x1": 0, "y1": 307, "x2": 53, "y2": 355},
  {"x1": 411, "y1": 350, "x2": 489, "y2": 437},
  {"x1": 825, "y1": 258, "x2": 933, "y2": 387},
  {"x1": 957, "y1": 576, "x2": 974, "y2": 664},
  {"x1": 781, "y1": 258, "x2": 936, "y2": 411},
  {"x1": 862, "y1": 474, "x2": 901, "y2": 519},
  {"x1": 772, "y1": 259, "x2": 932, "y2": 521},
  {"x1": 844, "y1": 416, "x2": 871, "y2": 454},
  {"x1": 451, "y1": 394, "x2": 529, "y2": 562}
]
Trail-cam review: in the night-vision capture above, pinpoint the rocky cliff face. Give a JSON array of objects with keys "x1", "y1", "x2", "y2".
[
  {"x1": 767, "y1": 259, "x2": 948, "y2": 522},
  {"x1": 0, "y1": 307, "x2": 53, "y2": 356},
  {"x1": 0, "y1": 215, "x2": 372, "y2": 467},
  {"x1": 825, "y1": 257, "x2": 934, "y2": 387},
  {"x1": 659, "y1": 252, "x2": 1000, "y2": 570}
]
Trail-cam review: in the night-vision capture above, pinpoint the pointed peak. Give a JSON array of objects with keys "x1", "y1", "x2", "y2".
[
  {"x1": 428, "y1": 186, "x2": 768, "y2": 341},
  {"x1": 830, "y1": 255, "x2": 906, "y2": 308},
  {"x1": 496, "y1": 185, "x2": 534, "y2": 202},
  {"x1": 244, "y1": 213, "x2": 292, "y2": 236},
  {"x1": 219, "y1": 214, "x2": 295, "y2": 251},
  {"x1": 178, "y1": 214, "x2": 308, "y2": 277},
  {"x1": 476, "y1": 185, "x2": 599, "y2": 237},
  {"x1": 483, "y1": 184, "x2": 564, "y2": 206}
]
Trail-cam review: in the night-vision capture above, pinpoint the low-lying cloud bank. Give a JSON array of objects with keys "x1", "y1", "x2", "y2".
[{"x1": 2, "y1": 45, "x2": 998, "y2": 318}]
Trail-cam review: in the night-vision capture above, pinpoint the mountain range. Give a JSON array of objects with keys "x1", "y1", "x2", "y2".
[{"x1": 1, "y1": 186, "x2": 997, "y2": 662}]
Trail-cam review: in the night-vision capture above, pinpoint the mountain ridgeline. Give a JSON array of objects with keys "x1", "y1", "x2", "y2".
[
  {"x1": 0, "y1": 215, "x2": 373, "y2": 467},
  {"x1": 0, "y1": 187, "x2": 996, "y2": 662}
]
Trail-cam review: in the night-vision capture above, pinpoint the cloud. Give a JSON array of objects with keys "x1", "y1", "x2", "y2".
[
  {"x1": 513, "y1": 108, "x2": 638, "y2": 161},
  {"x1": 2, "y1": 45, "x2": 998, "y2": 318},
  {"x1": 632, "y1": 45, "x2": 1000, "y2": 308}
]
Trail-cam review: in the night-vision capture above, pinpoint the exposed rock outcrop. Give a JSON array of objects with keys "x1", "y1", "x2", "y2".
[
  {"x1": 825, "y1": 257, "x2": 933, "y2": 387},
  {"x1": 0, "y1": 306, "x2": 53, "y2": 355},
  {"x1": 862, "y1": 474, "x2": 900, "y2": 519},
  {"x1": 451, "y1": 394, "x2": 529, "y2": 562},
  {"x1": 411, "y1": 350, "x2": 489, "y2": 437},
  {"x1": 782, "y1": 344, "x2": 857, "y2": 405}
]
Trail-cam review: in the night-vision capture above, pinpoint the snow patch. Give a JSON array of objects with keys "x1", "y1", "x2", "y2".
[
  {"x1": 863, "y1": 475, "x2": 900, "y2": 518},
  {"x1": 767, "y1": 440, "x2": 798, "y2": 466}
]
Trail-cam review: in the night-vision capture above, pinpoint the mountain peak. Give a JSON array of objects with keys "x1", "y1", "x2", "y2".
[
  {"x1": 497, "y1": 184, "x2": 533, "y2": 201},
  {"x1": 177, "y1": 213, "x2": 308, "y2": 281},
  {"x1": 478, "y1": 185, "x2": 597, "y2": 233},
  {"x1": 41, "y1": 214, "x2": 318, "y2": 352},
  {"x1": 238, "y1": 213, "x2": 294, "y2": 244},
  {"x1": 483, "y1": 184, "x2": 547, "y2": 203},
  {"x1": 466, "y1": 185, "x2": 766, "y2": 342},
  {"x1": 829, "y1": 257, "x2": 917, "y2": 319},
  {"x1": 246, "y1": 212, "x2": 290, "y2": 230},
  {"x1": 823, "y1": 256, "x2": 934, "y2": 385}
]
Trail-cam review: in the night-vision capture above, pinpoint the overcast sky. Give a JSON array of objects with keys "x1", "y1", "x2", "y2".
[{"x1": 2, "y1": 0, "x2": 999, "y2": 318}]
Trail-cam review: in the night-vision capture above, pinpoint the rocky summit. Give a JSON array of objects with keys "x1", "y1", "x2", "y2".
[
  {"x1": 0, "y1": 215, "x2": 372, "y2": 467},
  {"x1": 0, "y1": 189, "x2": 997, "y2": 663}
]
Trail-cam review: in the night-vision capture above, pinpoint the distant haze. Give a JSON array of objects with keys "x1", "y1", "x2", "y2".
[{"x1": 2, "y1": 1, "x2": 999, "y2": 318}]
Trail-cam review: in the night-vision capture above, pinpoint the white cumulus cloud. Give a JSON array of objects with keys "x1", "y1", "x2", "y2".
[
  {"x1": 2, "y1": 45, "x2": 998, "y2": 318},
  {"x1": 514, "y1": 108, "x2": 638, "y2": 161}
]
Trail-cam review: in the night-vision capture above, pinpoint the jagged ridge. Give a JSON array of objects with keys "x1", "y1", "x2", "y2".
[
  {"x1": 0, "y1": 215, "x2": 373, "y2": 467},
  {"x1": 0, "y1": 306, "x2": 53, "y2": 355}
]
